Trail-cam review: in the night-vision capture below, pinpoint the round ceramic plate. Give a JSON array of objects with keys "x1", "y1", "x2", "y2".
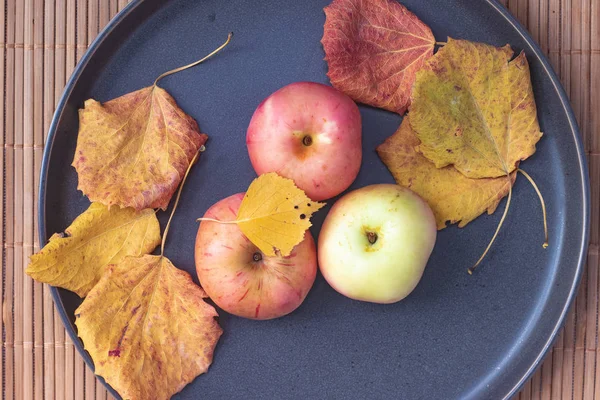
[{"x1": 40, "y1": 0, "x2": 590, "y2": 399}]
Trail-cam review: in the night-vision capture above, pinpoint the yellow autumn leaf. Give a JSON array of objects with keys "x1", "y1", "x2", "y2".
[
  {"x1": 377, "y1": 118, "x2": 516, "y2": 229},
  {"x1": 407, "y1": 38, "x2": 547, "y2": 270},
  {"x1": 200, "y1": 173, "x2": 325, "y2": 257},
  {"x1": 26, "y1": 203, "x2": 160, "y2": 297},
  {"x1": 410, "y1": 38, "x2": 543, "y2": 179},
  {"x1": 75, "y1": 254, "x2": 222, "y2": 400},
  {"x1": 73, "y1": 85, "x2": 207, "y2": 211}
]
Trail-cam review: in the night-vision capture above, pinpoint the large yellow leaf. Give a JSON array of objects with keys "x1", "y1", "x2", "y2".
[
  {"x1": 73, "y1": 85, "x2": 207, "y2": 211},
  {"x1": 377, "y1": 118, "x2": 516, "y2": 229},
  {"x1": 409, "y1": 38, "x2": 543, "y2": 179},
  {"x1": 235, "y1": 173, "x2": 325, "y2": 257},
  {"x1": 75, "y1": 255, "x2": 222, "y2": 400},
  {"x1": 26, "y1": 203, "x2": 160, "y2": 297}
]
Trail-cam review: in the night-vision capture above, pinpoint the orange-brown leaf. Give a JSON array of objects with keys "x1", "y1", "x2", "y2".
[
  {"x1": 75, "y1": 255, "x2": 222, "y2": 400},
  {"x1": 377, "y1": 118, "x2": 515, "y2": 229},
  {"x1": 321, "y1": 0, "x2": 435, "y2": 114},
  {"x1": 73, "y1": 86, "x2": 207, "y2": 211}
]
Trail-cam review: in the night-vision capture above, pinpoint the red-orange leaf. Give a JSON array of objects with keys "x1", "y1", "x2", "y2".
[
  {"x1": 321, "y1": 0, "x2": 435, "y2": 114},
  {"x1": 73, "y1": 86, "x2": 207, "y2": 211}
]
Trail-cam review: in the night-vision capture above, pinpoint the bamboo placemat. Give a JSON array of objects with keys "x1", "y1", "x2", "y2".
[{"x1": 0, "y1": 0, "x2": 597, "y2": 399}]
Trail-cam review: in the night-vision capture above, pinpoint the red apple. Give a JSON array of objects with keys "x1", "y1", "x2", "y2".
[
  {"x1": 246, "y1": 82, "x2": 362, "y2": 201},
  {"x1": 195, "y1": 193, "x2": 317, "y2": 320}
]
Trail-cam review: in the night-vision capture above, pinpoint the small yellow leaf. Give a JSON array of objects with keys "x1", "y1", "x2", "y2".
[
  {"x1": 236, "y1": 173, "x2": 325, "y2": 257},
  {"x1": 75, "y1": 255, "x2": 222, "y2": 400},
  {"x1": 26, "y1": 203, "x2": 160, "y2": 297},
  {"x1": 377, "y1": 118, "x2": 516, "y2": 229}
]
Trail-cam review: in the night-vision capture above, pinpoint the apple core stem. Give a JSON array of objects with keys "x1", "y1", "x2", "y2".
[
  {"x1": 253, "y1": 252, "x2": 262, "y2": 262},
  {"x1": 302, "y1": 135, "x2": 313, "y2": 146},
  {"x1": 367, "y1": 232, "x2": 378, "y2": 245}
]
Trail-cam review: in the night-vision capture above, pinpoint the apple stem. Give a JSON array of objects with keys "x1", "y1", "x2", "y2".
[
  {"x1": 196, "y1": 217, "x2": 239, "y2": 224},
  {"x1": 253, "y1": 252, "x2": 262, "y2": 262},
  {"x1": 302, "y1": 135, "x2": 313, "y2": 146},
  {"x1": 161, "y1": 146, "x2": 204, "y2": 256},
  {"x1": 367, "y1": 231, "x2": 378, "y2": 245},
  {"x1": 517, "y1": 168, "x2": 549, "y2": 248},
  {"x1": 153, "y1": 32, "x2": 233, "y2": 86}
]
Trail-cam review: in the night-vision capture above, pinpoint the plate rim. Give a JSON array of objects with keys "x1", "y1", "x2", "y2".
[{"x1": 38, "y1": 0, "x2": 591, "y2": 399}]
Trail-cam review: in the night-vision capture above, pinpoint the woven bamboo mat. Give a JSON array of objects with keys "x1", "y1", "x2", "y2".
[{"x1": 0, "y1": 0, "x2": 597, "y2": 399}]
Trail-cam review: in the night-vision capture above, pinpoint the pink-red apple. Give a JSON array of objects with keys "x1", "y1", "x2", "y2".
[
  {"x1": 318, "y1": 184, "x2": 437, "y2": 304},
  {"x1": 246, "y1": 82, "x2": 362, "y2": 201},
  {"x1": 195, "y1": 193, "x2": 317, "y2": 320}
]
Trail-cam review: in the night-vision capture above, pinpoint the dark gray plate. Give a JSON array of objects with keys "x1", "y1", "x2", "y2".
[{"x1": 40, "y1": 1, "x2": 590, "y2": 399}]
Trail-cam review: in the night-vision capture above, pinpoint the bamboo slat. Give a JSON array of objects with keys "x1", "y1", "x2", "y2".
[
  {"x1": 573, "y1": 269, "x2": 588, "y2": 400},
  {"x1": 22, "y1": 0, "x2": 34, "y2": 398},
  {"x1": 53, "y1": 0, "x2": 67, "y2": 395},
  {"x1": 590, "y1": 0, "x2": 600, "y2": 248},
  {"x1": 521, "y1": 378, "x2": 533, "y2": 400},
  {"x1": 530, "y1": 366, "x2": 542, "y2": 400},
  {"x1": 580, "y1": 0, "x2": 592, "y2": 152},
  {"x1": 85, "y1": 368, "x2": 96, "y2": 399},
  {"x1": 538, "y1": 0, "x2": 548, "y2": 55},
  {"x1": 73, "y1": 4, "x2": 88, "y2": 398},
  {"x1": 42, "y1": 1, "x2": 56, "y2": 399},
  {"x1": 66, "y1": 0, "x2": 75, "y2": 75},
  {"x1": 77, "y1": 0, "x2": 88, "y2": 62},
  {"x1": 0, "y1": 0, "x2": 6, "y2": 396},
  {"x1": 541, "y1": 360, "x2": 552, "y2": 400},
  {"x1": 571, "y1": 0, "x2": 582, "y2": 130},
  {"x1": 552, "y1": 333, "x2": 565, "y2": 397},
  {"x1": 32, "y1": 0, "x2": 44, "y2": 395},
  {"x1": 13, "y1": 0, "x2": 25, "y2": 398},
  {"x1": 528, "y1": 0, "x2": 540, "y2": 44},
  {"x1": 5, "y1": 0, "x2": 16, "y2": 397},
  {"x1": 64, "y1": 0, "x2": 77, "y2": 397},
  {"x1": 0, "y1": 1, "x2": 597, "y2": 399},
  {"x1": 548, "y1": 0, "x2": 560, "y2": 72},
  {"x1": 584, "y1": 246, "x2": 598, "y2": 399},
  {"x1": 99, "y1": 0, "x2": 110, "y2": 31}
]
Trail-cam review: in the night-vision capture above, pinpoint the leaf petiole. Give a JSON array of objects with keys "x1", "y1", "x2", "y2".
[
  {"x1": 517, "y1": 168, "x2": 549, "y2": 248},
  {"x1": 468, "y1": 177, "x2": 513, "y2": 274},
  {"x1": 160, "y1": 146, "x2": 205, "y2": 256},
  {"x1": 153, "y1": 32, "x2": 234, "y2": 86}
]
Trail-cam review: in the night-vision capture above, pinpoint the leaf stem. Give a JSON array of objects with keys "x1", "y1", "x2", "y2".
[
  {"x1": 154, "y1": 32, "x2": 234, "y2": 86},
  {"x1": 468, "y1": 179, "x2": 513, "y2": 274},
  {"x1": 435, "y1": 41, "x2": 447, "y2": 46},
  {"x1": 160, "y1": 146, "x2": 205, "y2": 256},
  {"x1": 517, "y1": 168, "x2": 549, "y2": 248}
]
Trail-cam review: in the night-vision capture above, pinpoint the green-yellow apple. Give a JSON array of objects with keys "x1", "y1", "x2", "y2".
[
  {"x1": 195, "y1": 193, "x2": 317, "y2": 320},
  {"x1": 246, "y1": 81, "x2": 362, "y2": 201},
  {"x1": 318, "y1": 184, "x2": 436, "y2": 303}
]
